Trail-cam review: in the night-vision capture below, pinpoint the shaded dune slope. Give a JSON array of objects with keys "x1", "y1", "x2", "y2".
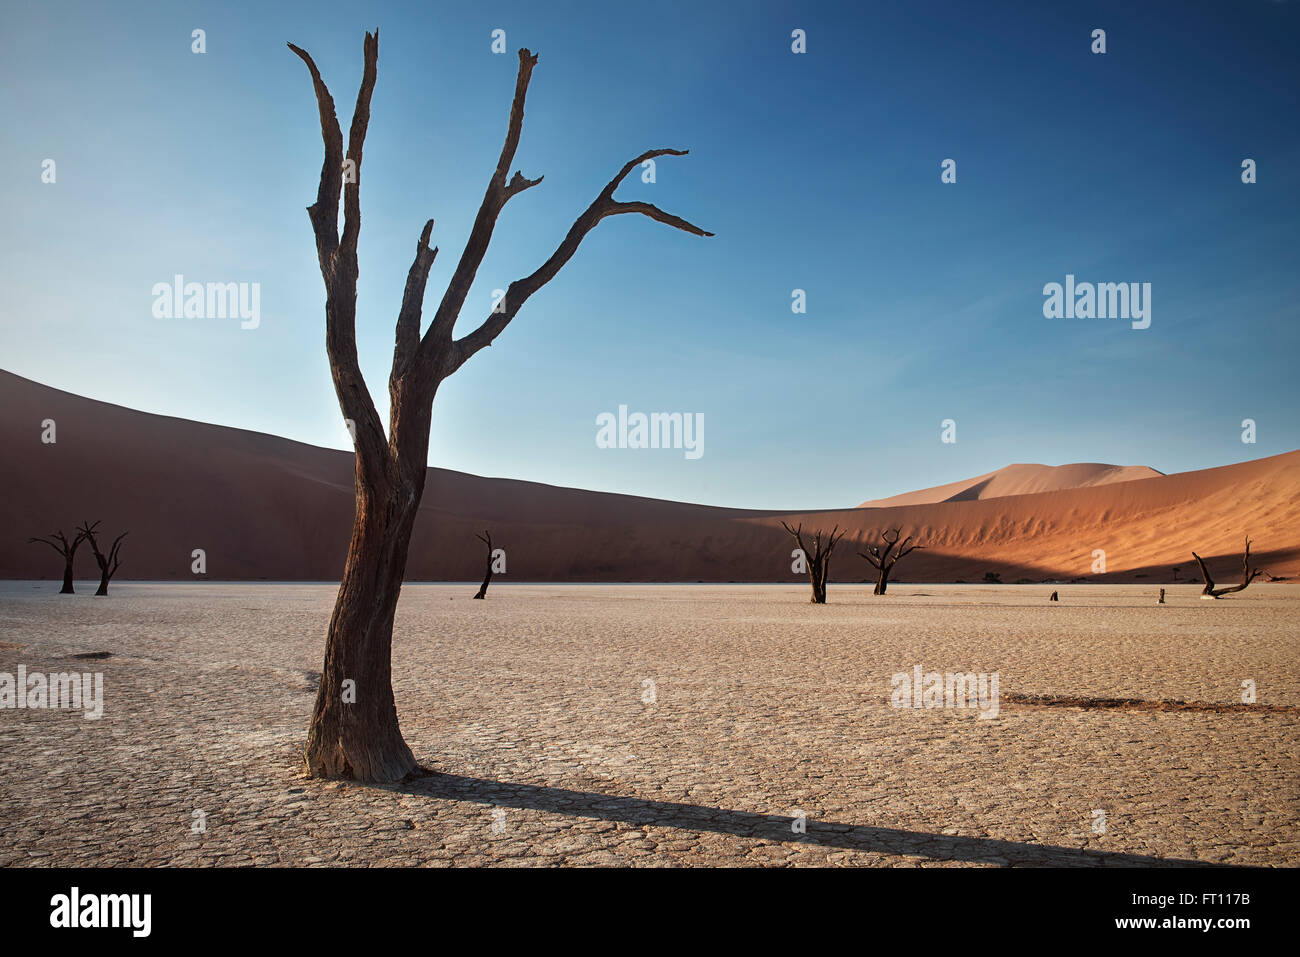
[{"x1": 2, "y1": 370, "x2": 1297, "y2": 583}]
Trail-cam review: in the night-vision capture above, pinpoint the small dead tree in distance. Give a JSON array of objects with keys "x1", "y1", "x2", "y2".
[
  {"x1": 77, "y1": 521, "x2": 127, "y2": 597},
  {"x1": 859, "y1": 528, "x2": 923, "y2": 595},
  {"x1": 1192, "y1": 537, "x2": 1263, "y2": 599},
  {"x1": 473, "y1": 530, "x2": 495, "y2": 599},
  {"x1": 781, "y1": 522, "x2": 846, "y2": 604},
  {"x1": 288, "y1": 32, "x2": 712, "y2": 781},
  {"x1": 27, "y1": 528, "x2": 88, "y2": 594}
]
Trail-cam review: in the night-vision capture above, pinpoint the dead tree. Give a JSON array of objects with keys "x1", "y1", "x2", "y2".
[
  {"x1": 27, "y1": 528, "x2": 87, "y2": 594},
  {"x1": 289, "y1": 32, "x2": 711, "y2": 782},
  {"x1": 76, "y1": 521, "x2": 126, "y2": 597},
  {"x1": 859, "y1": 528, "x2": 923, "y2": 595},
  {"x1": 1191, "y1": 537, "x2": 1263, "y2": 599},
  {"x1": 781, "y1": 522, "x2": 845, "y2": 604},
  {"x1": 472, "y1": 531, "x2": 495, "y2": 599}
]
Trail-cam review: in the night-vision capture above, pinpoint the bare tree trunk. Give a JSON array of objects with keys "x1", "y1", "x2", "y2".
[
  {"x1": 304, "y1": 473, "x2": 422, "y2": 780},
  {"x1": 473, "y1": 531, "x2": 494, "y2": 599},
  {"x1": 288, "y1": 33, "x2": 710, "y2": 782},
  {"x1": 811, "y1": 564, "x2": 827, "y2": 604}
]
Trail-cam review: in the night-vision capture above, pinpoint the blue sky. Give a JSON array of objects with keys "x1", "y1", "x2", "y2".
[{"x1": 2, "y1": 0, "x2": 1297, "y2": 509}]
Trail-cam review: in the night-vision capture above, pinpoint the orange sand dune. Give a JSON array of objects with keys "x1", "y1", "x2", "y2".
[
  {"x1": 859, "y1": 462, "x2": 1164, "y2": 508},
  {"x1": 2, "y1": 369, "x2": 1297, "y2": 583}
]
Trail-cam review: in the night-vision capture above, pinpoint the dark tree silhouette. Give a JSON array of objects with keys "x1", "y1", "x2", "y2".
[
  {"x1": 858, "y1": 528, "x2": 923, "y2": 595},
  {"x1": 27, "y1": 528, "x2": 87, "y2": 594},
  {"x1": 76, "y1": 521, "x2": 127, "y2": 597},
  {"x1": 1192, "y1": 537, "x2": 1263, "y2": 599},
  {"x1": 472, "y1": 531, "x2": 496, "y2": 600},
  {"x1": 781, "y1": 522, "x2": 845, "y2": 604},
  {"x1": 289, "y1": 32, "x2": 711, "y2": 781}
]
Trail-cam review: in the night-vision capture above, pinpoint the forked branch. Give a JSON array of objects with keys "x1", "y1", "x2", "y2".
[
  {"x1": 1192, "y1": 537, "x2": 1264, "y2": 599},
  {"x1": 27, "y1": 528, "x2": 86, "y2": 559},
  {"x1": 418, "y1": 48, "x2": 544, "y2": 362},
  {"x1": 77, "y1": 521, "x2": 127, "y2": 596},
  {"x1": 446, "y1": 146, "x2": 712, "y2": 374},
  {"x1": 288, "y1": 32, "x2": 387, "y2": 476},
  {"x1": 859, "y1": 528, "x2": 924, "y2": 595}
]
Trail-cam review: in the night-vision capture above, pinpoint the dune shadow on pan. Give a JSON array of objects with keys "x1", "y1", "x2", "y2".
[{"x1": 388, "y1": 771, "x2": 1225, "y2": 867}]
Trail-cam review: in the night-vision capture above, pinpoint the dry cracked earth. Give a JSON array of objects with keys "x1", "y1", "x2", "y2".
[{"x1": 1, "y1": 582, "x2": 1296, "y2": 867}]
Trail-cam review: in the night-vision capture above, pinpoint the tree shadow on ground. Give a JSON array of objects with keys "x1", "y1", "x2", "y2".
[{"x1": 390, "y1": 771, "x2": 1224, "y2": 867}]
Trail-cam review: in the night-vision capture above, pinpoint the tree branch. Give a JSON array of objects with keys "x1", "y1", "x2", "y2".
[
  {"x1": 505, "y1": 170, "x2": 544, "y2": 199},
  {"x1": 1191, "y1": 551, "x2": 1215, "y2": 591},
  {"x1": 391, "y1": 218, "x2": 438, "y2": 382},
  {"x1": 340, "y1": 30, "x2": 379, "y2": 263},
  {"x1": 107, "y1": 532, "x2": 128, "y2": 576},
  {"x1": 602, "y1": 200, "x2": 712, "y2": 236},
  {"x1": 289, "y1": 32, "x2": 388, "y2": 480},
  {"x1": 446, "y1": 147, "x2": 712, "y2": 374},
  {"x1": 781, "y1": 521, "x2": 808, "y2": 559},
  {"x1": 286, "y1": 41, "x2": 344, "y2": 277},
  {"x1": 1193, "y1": 537, "x2": 1262, "y2": 597},
  {"x1": 28, "y1": 535, "x2": 68, "y2": 557},
  {"x1": 417, "y1": 48, "x2": 542, "y2": 360},
  {"x1": 896, "y1": 539, "x2": 923, "y2": 561},
  {"x1": 876, "y1": 531, "x2": 899, "y2": 568},
  {"x1": 77, "y1": 521, "x2": 105, "y2": 570}
]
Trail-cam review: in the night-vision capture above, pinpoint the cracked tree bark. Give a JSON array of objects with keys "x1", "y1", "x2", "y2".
[{"x1": 289, "y1": 32, "x2": 711, "y2": 782}]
